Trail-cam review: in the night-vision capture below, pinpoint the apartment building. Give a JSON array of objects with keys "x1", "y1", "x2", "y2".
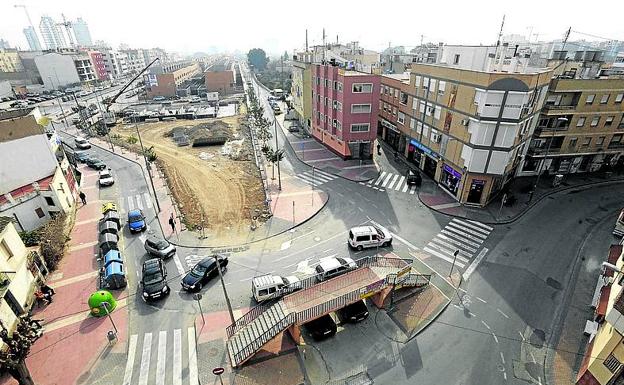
[
  {"x1": 311, "y1": 62, "x2": 380, "y2": 159},
  {"x1": 0, "y1": 49, "x2": 24, "y2": 73},
  {"x1": 380, "y1": 61, "x2": 551, "y2": 206},
  {"x1": 146, "y1": 62, "x2": 201, "y2": 98},
  {"x1": 0, "y1": 217, "x2": 48, "y2": 333},
  {"x1": 34, "y1": 52, "x2": 96, "y2": 89},
  {"x1": 87, "y1": 51, "x2": 107, "y2": 80},
  {"x1": 291, "y1": 59, "x2": 312, "y2": 133},
  {"x1": 122, "y1": 49, "x2": 146, "y2": 75},
  {"x1": 100, "y1": 48, "x2": 128, "y2": 79},
  {"x1": 39, "y1": 15, "x2": 66, "y2": 50},
  {"x1": 0, "y1": 109, "x2": 77, "y2": 231}
]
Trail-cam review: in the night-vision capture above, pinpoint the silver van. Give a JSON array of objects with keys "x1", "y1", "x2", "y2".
[
  {"x1": 348, "y1": 225, "x2": 392, "y2": 251},
  {"x1": 252, "y1": 274, "x2": 301, "y2": 302}
]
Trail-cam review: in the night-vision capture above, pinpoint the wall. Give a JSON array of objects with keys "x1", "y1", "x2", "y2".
[
  {"x1": 204, "y1": 70, "x2": 235, "y2": 95},
  {"x1": 146, "y1": 73, "x2": 175, "y2": 97},
  {"x1": 34, "y1": 53, "x2": 80, "y2": 90}
]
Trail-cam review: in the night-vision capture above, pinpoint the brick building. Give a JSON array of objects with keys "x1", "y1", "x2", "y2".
[
  {"x1": 204, "y1": 70, "x2": 235, "y2": 96},
  {"x1": 145, "y1": 62, "x2": 201, "y2": 98}
]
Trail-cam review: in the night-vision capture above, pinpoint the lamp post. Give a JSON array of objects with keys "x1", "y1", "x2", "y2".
[
  {"x1": 274, "y1": 119, "x2": 282, "y2": 190},
  {"x1": 530, "y1": 117, "x2": 568, "y2": 202}
]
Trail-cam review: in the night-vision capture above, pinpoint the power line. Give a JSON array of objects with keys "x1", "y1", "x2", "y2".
[{"x1": 571, "y1": 30, "x2": 621, "y2": 42}]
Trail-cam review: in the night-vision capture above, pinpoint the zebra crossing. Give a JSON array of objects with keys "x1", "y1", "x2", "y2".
[
  {"x1": 123, "y1": 327, "x2": 198, "y2": 385},
  {"x1": 294, "y1": 169, "x2": 338, "y2": 186},
  {"x1": 423, "y1": 219, "x2": 493, "y2": 269},
  {"x1": 359, "y1": 171, "x2": 418, "y2": 195},
  {"x1": 119, "y1": 192, "x2": 153, "y2": 214}
]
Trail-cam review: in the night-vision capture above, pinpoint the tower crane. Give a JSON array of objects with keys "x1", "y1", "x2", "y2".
[{"x1": 56, "y1": 14, "x2": 74, "y2": 47}]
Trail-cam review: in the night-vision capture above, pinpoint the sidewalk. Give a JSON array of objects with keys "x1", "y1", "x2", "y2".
[{"x1": 0, "y1": 164, "x2": 129, "y2": 385}]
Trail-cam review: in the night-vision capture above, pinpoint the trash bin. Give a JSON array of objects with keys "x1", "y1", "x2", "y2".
[
  {"x1": 99, "y1": 220, "x2": 119, "y2": 236},
  {"x1": 102, "y1": 211, "x2": 121, "y2": 230},
  {"x1": 88, "y1": 290, "x2": 117, "y2": 317},
  {"x1": 99, "y1": 233, "x2": 119, "y2": 256},
  {"x1": 553, "y1": 174, "x2": 564, "y2": 187},
  {"x1": 103, "y1": 261, "x2": 126, "y2": 289}
]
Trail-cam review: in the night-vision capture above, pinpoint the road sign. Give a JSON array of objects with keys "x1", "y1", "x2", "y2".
[{"x1": 212, "y1": 367, "x2": 225, "y2": 375}]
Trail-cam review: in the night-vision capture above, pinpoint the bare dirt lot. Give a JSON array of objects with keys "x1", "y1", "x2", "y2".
[{"x1": 111, "y1": 113, "x2": 267, "y2": 239}]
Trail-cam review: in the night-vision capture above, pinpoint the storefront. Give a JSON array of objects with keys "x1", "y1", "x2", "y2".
[
  {"x1": 380, "y1": 119, "x2": 401, "y2": 151},
  {"x1": 409, "y1": 139, "x2": 439, "y2": 179},
  {"x1": 466, "y1": 179, "x2": 486, "y2": 204},
  {"x1": 440, "y1": 164, "x2": 462, "y2": 196}
]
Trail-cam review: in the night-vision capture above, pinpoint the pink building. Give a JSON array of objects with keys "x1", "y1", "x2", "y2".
[
  {"x1": 311, "y1": 63, "x2": 380, "y2": 159},
  {"x1": 87, "y1": 51, "x2": 107, "y2": 81}
]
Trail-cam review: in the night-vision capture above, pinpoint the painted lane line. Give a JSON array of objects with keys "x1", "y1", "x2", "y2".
[
  {"x1": 122, "y1": 334, "x2": 138, "y2": 385},
  {"x1": 127, "y1": 196, "x2": 133, "y2": 211},
  {"x1": 500, "y1": 352, "x2": 505, "y2": 364},
  {"x1": 447, "y1": 221, "x2": 489, "y2": 239},
  {"x1": 446, "y1": 223, "x2": 487, "y2": 241},
  {"x1": 452, "y1": 304, "x2": 463, "y2": 310},
  {"x1": 394, "y1": 176, "x2": 405, "y2": 191},
  {"x1": 314, "y1": 169, "x2": 337, "y2": 179},
  {"x1": 280, "y1": 240, "x2": 292, "y2": 250},
  {"x1": 518, "y1": 331, "x2": 526, "y2": 341},
  {"x1": 387, "y1": 174, "x2": 399, "y2": 190},
  {"x1": 466, "y1": 219, "x2": 494, "y2": 232},
  {"x1": 497, "y1": 308, "x2": 510, "y2": 319},
  {"x1": 374, "y1": 171, "x2": 387, "y2": 186},
  {"x1": 530, "y1": 352, "x2": 537, "y2": 363},
  {"x1": 274, "y1": 228, "x2": 348, "y2": 261},
  {"x1": 435, "y1": 233, "x2": 478, "y2": 253},
  {"x1": 492, "y1": 332, "x2": 499, "y2": 344},
  {"x1": 462, "y1": 247, "x2": 489, "y2": 281},
  {"x1": 503, "y1": 372, "x2": 507, "y2": 380},
  {"x1": 476, "y1": 296, "x2": 487, "y2": 303},
  {"x1": 173, "y1": 331, "x2": 184, "y2": 385},
  {"x1": 481, "y1": 320, "x2": 491, "y2": 330},
  {"x1": 156, "y1": 331, "x2": 167, "y2": 385},
  {"x1": 138, "y1": 333, "x2": 152, "y2": 385},
  {"x1": 188, "y1": 327, "x2": 199, "y2": 385},
  {"x1": 426, "y1": 241, "x2": 471, "y2": 263},
  {"x1": 143, "y1": 192, "x2": 152, "y2": 208},
  {"x1": 173, "y1": 254, "x2": 185, "y2": 275},
  {"x1": 239, "y1": 276, "x2": 255, "y2": 282},
  {"x1": 381, "y1": 173, "x2": 393, "y2": 187},
  {"x1": 402, "y1": 182, "x2": 409, "y2": 193},
  {"x1": 322, "y1": 249, "x2": 333, "y2": 253}
]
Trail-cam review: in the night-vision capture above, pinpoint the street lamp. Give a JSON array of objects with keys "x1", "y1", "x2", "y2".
[{"x1": 529, "y1": 117, "x2": 568, "y2": 202}]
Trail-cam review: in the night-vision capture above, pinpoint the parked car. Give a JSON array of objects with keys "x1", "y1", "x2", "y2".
[
  {"x1": 127, "y1": 209, "x2": 146, "y2": 233},
  {"x1": 10, "y1": 101, "x2": 27, "y2": 108},
  {"x1": 337, "y1": 300, "x2": 369, "y2": 323},
  {"x1": 287, "y1": 121, "x2": 301, "y2": 133},
  {"x1": 252, "y1": 274, "x2": 301, "y2": 302},
  {"x1": 86, "y1": 157, "x2": 107, "y2": 170},
  {"x1": 144, "y1": 236, "x2": 176, "y2": 259},
  {"x1": 272, "y1": 104, "x2": 282, "y2": 114},
  {"x1": 315, "y1": 256, "x2": 357, "y2": 282},
  {"x1": 348, "y1": 225, "x2": 392, "y2": 251},
  {"x1": 98, "y1": 169, "x2": 115, "y2": 187},
  {"x1": 74, "y1": 136, "x2": 91, "y2": 149},
  {"x1": 406, "y1": 169, "x2": 422, "y2": 187},
  {"x1": 181, "y1": 255, "x2": 228, "y2": 292},
  {"x1": 304, "y1": 314, "x2": 337, "y2": 341},
  {"x1": 152, "y1": 96, "x2": 166, "y2": 101},
  {"x1": 141, "y1": 258, "x2": 170, "y2": 301},
  {"x1": 73, "y1": 151, "x2": 90, "y2": 163},
  {"x1": 189, "y1": 96, "x2": 201, "y2": 103}
]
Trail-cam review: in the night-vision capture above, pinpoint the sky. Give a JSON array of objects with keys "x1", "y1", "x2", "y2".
[{"x1": 0, "y1": 0, "x2": 622, "y2": 57}]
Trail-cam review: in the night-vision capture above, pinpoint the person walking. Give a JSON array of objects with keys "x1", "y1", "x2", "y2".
[
  {"x1": 377, "y1": 143, "x2": 381, "y2": 155},
  {"x1": 79, "y1": 191, "x2": 87, "y2": 205},
  {"x1": 41, "y1": 284, "x2": 55, "y2": 301}
]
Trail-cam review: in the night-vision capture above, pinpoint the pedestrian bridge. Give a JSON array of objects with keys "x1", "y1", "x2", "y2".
[{"x1": 226, "y1": 254, "x2": 431, "y2": 367}]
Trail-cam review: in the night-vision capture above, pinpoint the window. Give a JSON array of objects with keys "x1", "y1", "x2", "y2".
[
  {"x1": 597, "y1": 136, "x2": 605, "y2": 145},
  {"x1": 351, "y1": 104, "x2": 371, "y2": 113},
  {"x1": 352, "y1": 83, "x2": 373, "y2": 93},
  {"x1": 44, "y1": 197, "x2": 55, "y2": 206},
  {"x1": 604, "y1": 354, "x2": 622, "y2": 374},
  {"x1": 0, "y1": 239, "x2": 14, "y2": 259},
  {"x1": 350, "y1": 123, "x2": 370, "y2": 132},
  {"x1": 410, "y1": 118, "x2": 416, "y2": 130},
  {"x1": 332, "y1": 119, "x2": 337, "y2": 127},
  {"x1": 568, "y1": 137, "x2": 578, "y2": 147},
  {"x1": 616, "y1": 93, "x2": 623, "y2": 103},
  {"x1": 453, "y1": 54, "x2": 460, "y2": 64},
  {"x1": 324, "y1": 97, "x2": 328, "y2": 106},
  {"x1": 398, "y1": 112, "x2": 405, "y2": 125},
  {"x1": 586, "y1": 94, "x2": 595, "y2": 104},
  {"x1": 591, "y1": 116, "x2": 600, "y2": 127},
  {"x1": 333, "y1": 81, "x2": 338, "y2": 90},
  {"x1": 400, "y1": 92, "x2": 408, "y2": 105},
  {"x1": 582, "y1": 137, "x2": 591, "y2": 146},
  {"x1": 434, "y1": 106, "x2": 441, "y2": 120},
  {"x1": 438, "y1": 81, "x2": 446, "y2": 96},
  {"x1": 394, "y1": 89, "x2": 399, "y2": 98},
  {"x1": 576, "y1": 117, "x2": 586, "y2": 127},
  {"x1": 336, "y1": 121, "x2": 342, "y2": 130},
  {"x1": 610, "y1": 134, "x2": 623, "y2": 145},
  {"x1": 415, "y1": 75, "x2": 421, "y2": 88},
  {"x1": 337, "y1": 101, "x2": 342, "y2": 111},
  {"x1": 392, "y1": 107, "x2": 397, "y2": 116},
  {"x1": 35, "y1": 207, "x2": 45, "y2": 218},
  {"x1": 337, "y1": 82, "x2": 343, "y2": 92},
  {"x1": 605, "y1": 116, "x2": 615, "y2": 126},
  {"x1": 600, "y1": 94, "x2": 610, "y2": 104}
]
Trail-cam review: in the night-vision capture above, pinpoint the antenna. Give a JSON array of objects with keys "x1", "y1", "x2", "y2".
[
  {"x1": 322, "y1": 28, "x2": 326, "y2": 63},
  {"x1": 496, "y1": 14, "x2": 505, "y2": 47},
  {"x1": 305, "y1": 29, "x2": 308, "y2": 52}
]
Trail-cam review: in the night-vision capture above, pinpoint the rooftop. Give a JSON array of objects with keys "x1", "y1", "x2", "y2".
[
  {"x1": 0, "y1": 216, "x2": 13, "y2": 233},
  {"x1": 0, "y1": 108, "x2": 34, "y2": 121}
]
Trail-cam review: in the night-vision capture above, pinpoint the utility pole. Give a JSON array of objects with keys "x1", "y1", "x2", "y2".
[
  {"x1": 274, "y1": 119, "x2": 282, "y2": 190},
  {"x1": 134, "y1": 119, "x2": 161, "y2": 212},
  {"x1": 214, "y1": 255, "x2": 235, "y2": 325}
]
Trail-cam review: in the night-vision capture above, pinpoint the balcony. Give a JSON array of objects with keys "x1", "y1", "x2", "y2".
[{"x1": 543, "y1": 104, "x2": 576, "y2": 111}]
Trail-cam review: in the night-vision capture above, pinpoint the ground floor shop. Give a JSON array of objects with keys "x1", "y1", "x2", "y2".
[{"x1": 521, "y1": 152, "x2": 623, "y2": 176}]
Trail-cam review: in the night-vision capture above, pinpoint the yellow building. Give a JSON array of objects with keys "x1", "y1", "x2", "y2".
[
  {"x1": 0, "y1": 217, "x2": 47, "y2": 332},
  {"x1": 0, "y1": 49, "x2": 24, "y2": 73},
  {"x1": 291, "y1": 59, "x2": 312, "y2": 133}
]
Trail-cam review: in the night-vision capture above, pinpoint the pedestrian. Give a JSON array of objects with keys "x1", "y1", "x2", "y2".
[
  {"x1": 79, "y1": 191, "x2": 86, "y2": 205},
  {"x1": 377, "y1": 143, "x2": 381, "y2": 155},
  {"x1": 168, "y1": 215, "x2": 176, "y2": 233},
  {"x1": 41, "y1": 284, "x2": 55, "y2": 301},
  {"x1": 34, "y1": 290, "x2": 51, "y2": 307}
]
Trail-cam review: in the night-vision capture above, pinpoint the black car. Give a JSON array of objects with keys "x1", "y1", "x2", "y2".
[
  {"x1": 406, "y1": 169, "x2": 422, "y2": 187},
  {"x1": 141, "y1": 258, "x2": 170, "y2": 301},
  {"x1": 181, "y1": 255, "x2": 228, "y2": 292},
  {"x1": 337, "y1": 300, "x2": 369, "y2": 323},
  {"x1": 74, "y1": 151, "x2": 91, "y2": 163},
  {"x1": 86, "y1": 157, "x2": 107, "y2": 170},
  {"x1": 304, "y1": 314, "x2": 337, "y2": 341}
]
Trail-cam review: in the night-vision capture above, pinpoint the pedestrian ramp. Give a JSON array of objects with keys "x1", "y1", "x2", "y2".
[{"x1": 226, "y1": 254, "x2": 430, "y2": 367}]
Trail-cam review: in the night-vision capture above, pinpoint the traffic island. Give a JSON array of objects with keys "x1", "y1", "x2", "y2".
[{"x1": 385, "y1": 283, "x2": 448, "y2": 339}]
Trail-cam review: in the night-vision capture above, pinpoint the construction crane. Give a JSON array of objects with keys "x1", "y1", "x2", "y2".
[
  {"x1": 14, "y1": 4, "x2": 34, "y2": 27},
  {"x1": 57, "y1": 14, "x2": 74, "y2": 47}
]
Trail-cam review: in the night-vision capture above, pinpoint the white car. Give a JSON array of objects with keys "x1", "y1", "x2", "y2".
[
  {"x1": 315, "y1": 256, "x2": 357, "y2": 282},
  {"x1": 74, "y1": 136, "x2": 91, "y2": 150},
  {"x1": 98, "y1": 169, "x2": 114, "y2": 187}
]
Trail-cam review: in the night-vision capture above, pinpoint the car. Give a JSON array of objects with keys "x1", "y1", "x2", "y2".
[
  {"x1": 144, "y1": 236, "x2": 176, "y2": 259},
  {"x1": 74, "y1": 137, "x2": 91, "y2": 149},
  {"x1": 127, "y1": 209, "x2": 147, "y2": 233},
  {"x1": 152, "y1": 96, "x2": 166, "y2": 101},
  {"x1": 141, "y1": 258, "x2": 170, "y2": 301},
  {"x1": 406, "y1": 169, "x2": 422, "y2": 187},
  {"x1": 9, "y1": 101, "x2": 27, "y2": 108},
  {"x1": 86, "y1": 157, "x2": 107, "y2": 170},
  {"x1": 73, "y1": 151, "x2": 90, "y2": 163},
  {"x1": 181, "y1": 255, "x2": 228, "y2": 292},
  {"x1": 304, "y1": 314, "x2": 337, "y2": 341},
  {"x1": 337, "y1": 300, "x2": 369, "y2": 323},
  {"x1": 189, "y1": 96, "x2": 201, "y2": 103},
  {"x1": 98, "y1": 169, "x2": 115, "y2": 187},
  {"x1": 252, "y1": 274, "x2": 301, "y2": 302},
  {"x1": 272, "y1": 105, "x2": 282, "y2": 114},
  {"x1": 287, "y1": 121, "x2": 301, "y2": 133},
  {"x1": 348, "y1": 225, "x2": 392, "y2": 251},
  {"x1": 315, "y1": 256, "x2": 357, "y2": 282}
]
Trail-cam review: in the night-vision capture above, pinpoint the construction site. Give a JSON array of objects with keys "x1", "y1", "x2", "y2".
[{"x1": 110, "y1": 108, "x2": 269, "y2": 240}]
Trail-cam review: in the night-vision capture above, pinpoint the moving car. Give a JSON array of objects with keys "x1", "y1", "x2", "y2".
[
  {"x1": 98, "y1": 169, "x2": 115, "y2": 187},
  {"x1": 406, "y1": 169, "x2": 422, "y2": 187},
  {"x1": 348, "y1": 225, "x2": 393, "y2": 251},
  {"x1": 252, "y1": 274, "x2": 301, "y2": 302},
  {"x1": 272, "y1": 104, "x2": 282, "y2": 114},
  {"x1": 304, "y1": 314, "x2": 337, "y2": 341},
  {"x1": 144, "y1": 236, "x2": 176, "y2": 259},
  {"x1": 337, "y1": 300, "x2": 369, "y2": 323},
  {"x1": 127, "y1": 209, "x2": 146, "y2": 233},
  {"x1": 181, "y1": 255, "x2": 228, "y2": 292},
  {"x1": 141, "y1": 258, "x2": 170, "y2": 301},
  {"x1": 315, "y1": 256, "x2": 357, "y2": 282},
  {"x1": 86, "y1": 157, "x2": 107, "y2": 170},
  {"x1": 74, "y1": 136, "x2": 91, "y2": 149}
]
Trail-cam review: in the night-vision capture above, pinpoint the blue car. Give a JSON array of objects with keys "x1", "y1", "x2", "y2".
[{"x1": 128, "y1": 209, "x2": 146, "y2": 233}]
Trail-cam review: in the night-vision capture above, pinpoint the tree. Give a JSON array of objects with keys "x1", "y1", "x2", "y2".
[
  {"x1": 144, "y1": 146, "x2": 157, "y2": 162},
  {"x1": 247, "y1": 48, "x2": 268, "y2": 71},
  {"x1": 0, "y1": 315, "x2": 44, "y2": 385}
]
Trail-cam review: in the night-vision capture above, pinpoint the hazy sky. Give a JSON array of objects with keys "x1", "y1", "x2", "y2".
[{"x1": 0, "y1": 0, "x2": 622, "y2": 57}]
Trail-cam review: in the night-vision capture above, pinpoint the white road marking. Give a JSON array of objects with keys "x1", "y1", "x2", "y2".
[
  {"x1": 402, "y1": 182, "x2": 409, "y2": 192},
  {"x1": 440, "y1": 230, "x2": 482, "y2": 249},
  {"x1": 173, "y1": 329, "x2": 182, "y2": 385},
  {"x1": 445, "y1": 223, "x2": 487, "y2": 242},
  {"x1": 239, "y1": 276, "x2": 255, "y2": 282},
  {"x1": 481, "y1": 320, "x2": 491, "y2": 330},
  {"x1": 426, "y1": 241, "x2": 471, "y2": 263},
  {"x1": 394, "y1": 176, "x2": 405, "y2": 190},
  {"x1": 518, "y1": 331, "x2": 525, "y2": 341},
  {"x1": 381, "y1": 173, "x2": 393, "y2": 187},
  {"x1": 530, "y1": 352, "x2": 537, "y2": 363},
  {"x1": 462, "y1": 247, "x2": 489, "y2": 281},
  {"x1": 387, "y1": 174, "x2": 399, "y2": 189},
  {"x1": 127, "y1": 196, "x2": 134, "y2": 210},
  {"x1": 274, "y1": 230, "x2": 347, "y2": 261},
  {"x1": 374, "y1": 171, "x2": 387, "y2": 185},
  {"x1": 423, "y1": 247, "x2": 466, "y2": 268},
  {"x1": 409, "y1": 186, "x2": 416, "y2": 194},
  {"x1": 500, "y1": 351, "x2": 505, "y2": 364},
  {"x1": 476, "y1": 296, "x2": 487, "y2": 303},
  {"x1": 188, "y1": 327, "x2": 198, "y2": 385},
  {"x1": 447, "y1": 221, "x2": 489, "y2": 239},
  {"x1": 503, "y1": 372, "x2": 507, "y2": 380},
  {"x1": 452, "y1": 304, "x2": 463, "y2": 310},
  {"x1": 156, "y1": 331, "x2": 167, "y2": 385},
  {"x1": 280, "y1": 240, "x2": 292, "y2": 250},
  {"x1": 492, "y1": 332, "x2": 499, "y2": 343},
  {"x1": 136, "y1": 194, "x2": 144, "y2": 210},
  {"x1": 143, "y1": 192, "x2": 152, "y2": 208},
  {"x1": 467, "y1": 219, "x2": 494, "y2": 232},
  {"x1": 173, "y1": 254, "x2": 185, "y2": 275},
  {"x1": 451, "y1": 219, "x2": 491, "y2": 235},
  {"x1": 122, "y1": 334, "x2": 138, "y2": 385},
  {"x1": 138, "y1": 333, "x2": 152, "y2": 385},
  {"x1": 497, "y1": 308, "x2": 510, "y2": 319}
]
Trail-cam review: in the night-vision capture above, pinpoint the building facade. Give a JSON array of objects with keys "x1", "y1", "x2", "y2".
[
  {"x1": 204, "y1": 70, "x2": 235, "y2": 96},
  {"x1": 291, "y1": 60, "x2": 312, "y2": 133},
  {"x1": 0, "y1": 109, "x2": 77, "y2": 231},
  {"x1": 146, "y1": 62, "x2": 202, "y2": 98},
  {"x1": 122, "y1": 49, "x2": 146, "y2": 75},
  {"x1": 39, "y1": 15, "x2": 66, "y2": 50},
  {"x1": 521, "y1": 78, "x2": 624, "y2": 176},
  {"x1": 87, "y1": 51, "x2": 107, "y2": 80},
  {"x1": 100, "y1": 48, "x2": 128, "y2": 79},
  {"x1": 311, "y1": 63, "x2": 381, "y2": 159},
  {"x1": 22, "y1": 26, "x2": 42, "y2": 51},
  {"x1": 379, "y1": 62, "x2": 551, "y2": 206},
  {"x1": 0, "y1": 49, "x2": 24, "y2": 73},
  {"x1": 72, "y1": 17, "x2": 92, "y2": 47},
  {"x1": 34, "y1": 52, "x2": 95, "y2": 89}
]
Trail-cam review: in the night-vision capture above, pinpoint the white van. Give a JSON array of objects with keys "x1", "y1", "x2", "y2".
[
  {"x1": 252, "y1": 274, "x2": 301, "y2": 302},
  {"x1": 348, "y1": 225, "x2": 393, "y2": 251}
]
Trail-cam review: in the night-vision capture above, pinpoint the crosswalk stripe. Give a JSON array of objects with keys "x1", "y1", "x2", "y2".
[
  {"x1": 122, "y1": 334, "x2": 138, "y2": 385},
  {"x1": 387, "y1": 174, "x2": 399, "y2": 189},
  {"x1": 313, "y1": 169, "x2": 337, "y2": 179},
  {"x1": 188, "y1": 327, "x2": 198, "y2": 385},
  {"x1": 447, "y1": 222, "x2": 488, "y2": 240},
  {"x1": 467, "y1": 219, "x2": 494, "y2": 232},
  {"x1": 173, "y1": 329, "x2": 182, "y2": 385},
  {"x1": 424, "y1": 246, "x2": 466, "y2": 268},
  {"x1": 156, "y1": 331, "x2": 167, "y2": 385},
  {"x1": 127, "y1": 196, "x2": 133, "y2": 211},
  {"x1": 381, "y1": 173, "x2": 393, "y2": 187},
  {"x1": 305, "y1": 171, "x2": 332, "y2": 183},
  {"x1": 295, "y1": 174, "x2": 318, "y2": 185},
  {"x1": 409, "y1": 186, "x2": 416, "y2": 194},
  {"x1": 441, "y1": 229, "x2": 482, "y2": 248},
  {"x1": 374, "y1": 171, "x2": 387, "y2": 185},
  {"x1": 136, "y1": 194, "x2": 144, "y2": 210},
  {"x1": 426, "y1": 242, "x2": 471, "y2": 263},
  {"x1": 395, "y1": 176, "x2": 405, "y2": 191},
  {"x1": 143, "y1": 192, "x2": 152, "y2": 208},
  {"x1": 436, "y1": 233, "x2": 478, "y2": 253},
  {"x1": 430, "y1": 238, "x2": 473, "y2": 260},
  {"x1": 138, "y1": 333, "x2": 152, "y2": 385},
  {"x1": 402, "y1": 182, "x2": 409, "y2": 192},
  {"x1": 451, "y1": 219, "x2": 491, "y2": 236}
]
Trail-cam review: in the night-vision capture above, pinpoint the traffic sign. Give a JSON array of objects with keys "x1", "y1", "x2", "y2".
[{"x1": 213, "y1": 367, "x2": 225, "y2": 375}]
